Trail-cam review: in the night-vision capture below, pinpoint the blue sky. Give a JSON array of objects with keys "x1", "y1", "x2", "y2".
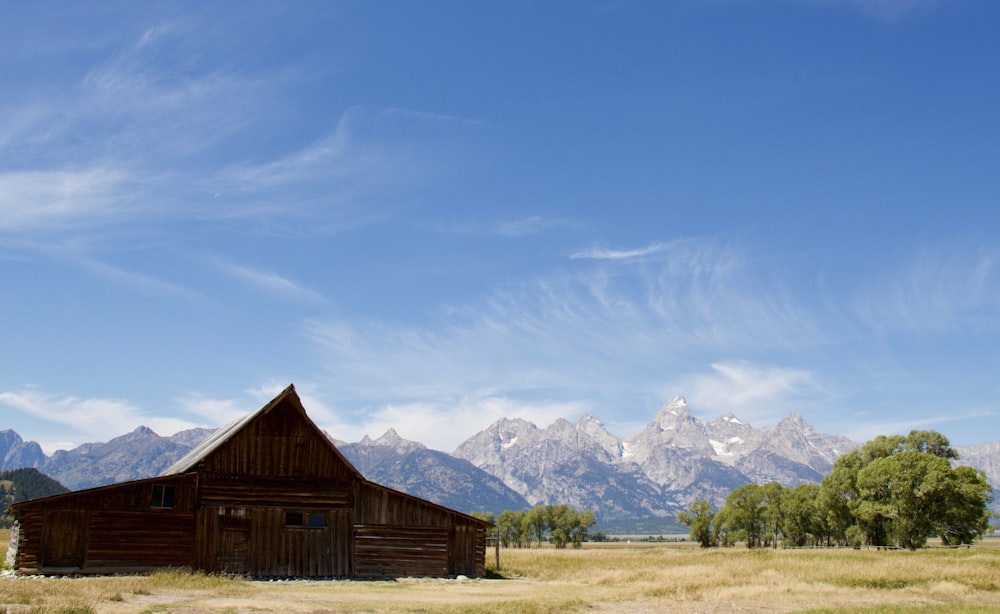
[{"x1": 2, "y1": 0, "x2": 999, "y2": 454}]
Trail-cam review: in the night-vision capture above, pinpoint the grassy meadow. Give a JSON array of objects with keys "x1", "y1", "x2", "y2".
[{"x1": 2, "y1": 529, "x2": 1000, "y2": 613}]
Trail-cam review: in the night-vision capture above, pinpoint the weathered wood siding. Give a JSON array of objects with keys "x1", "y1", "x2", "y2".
[
  {"x1": 10, "y1": 387, "x2": 490, "y2": 579},
  {"x1": 11, "y1": 474, "x2": 197, "y2": 574},
  {"x1": 352, "y1": 481, "x2": 486, "y2": 578},
  {"x1": 195, "y1": 506, "x2": 354, "y2": 577},
  {"x1": 448, "y1": 524, "x2": 486, "y2": 577},
  {"x1": 196, "y1": 399, "x2": 356, "y2": 481},
  {"x1": 354, "y1": 525, "x2": 449, "y2": 577}
]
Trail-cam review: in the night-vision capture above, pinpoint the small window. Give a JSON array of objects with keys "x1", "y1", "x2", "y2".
[
  {"x1": 285, "y1": 511, "x2": 327, "y2": 529},
  {"x1": 151, "y1": 484, "x2": 175, "y2": 509}
]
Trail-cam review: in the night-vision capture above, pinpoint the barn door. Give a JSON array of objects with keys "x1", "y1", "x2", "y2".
[
  {"x1": 214, "y1": 508, "x2": 250, "y2": 574},
  {"x1": 41, "y1": 510, "x2": 88, "y2": 569},
  {"x1": 448, "y1": 525, "x2": 478, "y2": 577}
]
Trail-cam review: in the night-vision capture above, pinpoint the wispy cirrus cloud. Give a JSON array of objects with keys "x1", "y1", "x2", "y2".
[
  {"x1": 570, "y1": 241, "x2": 670, "y2": 260},
  {"x1": 0, "y1": 168, "x2": 131, "y2": 234},
  {"x1": 495, "y1": 216, "x2": 575, "y2": 238},
  {"x1": 204, "y1": 105, "x2": 445, "y2": 233},
  {"x1": 208, "y1": 258, "x2": 326, "y2": 304},
  {"x1": 673, "y1": 361, "x2": 823, "y2": 426},
  {"x1": 852, "y1": 245, "x2": 1000, "y2": 335},
  {"x1": 304, "y1": 238, "x2": 829, "y2": 445},
  {"x1": 343, "y1": 397, "x2": 587, "y2": 452},
  {"x1": 0, "y1": 387, "x2": 202, "y2": 452}
]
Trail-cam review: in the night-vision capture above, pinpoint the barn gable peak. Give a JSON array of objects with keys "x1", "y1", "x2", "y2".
[{"x1": 160, "y1": 383, "x2": 361, "y2": 478}]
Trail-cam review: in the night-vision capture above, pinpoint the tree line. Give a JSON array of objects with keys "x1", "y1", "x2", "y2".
[
  {"x1": 473, "y1": 504, "x2": 596, "y2": 549},
  {"x1": 677, "y1": 430, "x2": 995, "y2": 550},
  {"x1": 1, "y1": 468, "x2": 71, "y2": 528}
]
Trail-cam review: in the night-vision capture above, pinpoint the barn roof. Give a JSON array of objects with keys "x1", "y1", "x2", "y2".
[
  {"x1": 12, "y1": 384, "x2": 491, "y2": 529},
  {"x1": 160, "y1": 383, "x2": 362, "y2": 478}
]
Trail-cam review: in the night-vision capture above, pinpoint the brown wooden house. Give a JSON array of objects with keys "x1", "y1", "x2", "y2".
[{"x1": 8, "y1": 384, "x2": 490, "y2": 578}]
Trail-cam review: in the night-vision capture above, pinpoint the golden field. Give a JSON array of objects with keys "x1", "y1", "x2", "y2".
[{"x1": 3, "y1": 529, "x2": 1000, "y2": 613}]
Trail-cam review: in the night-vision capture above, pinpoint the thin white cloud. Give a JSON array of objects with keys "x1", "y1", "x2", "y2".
[
  {"x1": 209, "y1": 258, "x2": 326, "y2": 303},
  {"x1": 0, "y1": 168, "x2": 130, "y2": 233},
  {"x1": 204, "y1": 105, "x2": 435, "y2": 233},
  {"x1": 0, "y1": 387, "x2": 201, "y2": 452},
  {"x1": 343, "y1": 397, "x2": 588, "y2": 452},
  {"x1": 78, "y1": 257, "x2": 207, "y2": 302},
  {"x1": 852, "y1": 245, "x2": 1000, "y2": 335},
  {"x1": 495, "y1": 216, "x2": 574, "y2": 238},
  {"x1": 383, "y1": 107, "x2": 499, "y2": 131},
  {"x1": 841, "y1": 409, "x2": 992, "y2": 445},
  {"x1": 570, "y1": 242, "x2": 669, "y2": 260},
  {"x1": 305, "y1": 238, "x2": 828, "y2": 432},
  {"x1": 175, "y1": 394, "x2": 250, "y2": 428},
  {"x1": 675, "y1": 361, "x2": 821, "y2": 425}
]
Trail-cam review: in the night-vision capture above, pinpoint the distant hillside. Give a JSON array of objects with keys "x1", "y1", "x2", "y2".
[
  {"x1": 336, "y1": 429, "x2": 530, "y2": 514},
  {"x1": 1, "y1": 468, "x2": 70, "y2": 528},
  {"x1": 2, "y1": 398, "x2": 998, "y2": 534}
]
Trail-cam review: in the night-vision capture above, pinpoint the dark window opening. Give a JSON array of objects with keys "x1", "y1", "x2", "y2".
[
  {"x1": 285, "y1": 511, "x2": 327, "y2": 529},
  {"x1": 151, "y1": 484, "x2": 175, "y2": 509}
]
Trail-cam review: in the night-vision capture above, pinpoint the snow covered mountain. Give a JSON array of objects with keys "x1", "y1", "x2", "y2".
[
  {"x1": 3, "y1": 397, "x2": 996, "y2": 529},
  {"x1": 453, "y1": 396, "x2": 859, "y2": 522}
]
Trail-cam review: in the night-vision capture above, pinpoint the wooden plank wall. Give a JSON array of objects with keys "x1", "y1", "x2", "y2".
[
  {"x1": 198, "y1": 401, "x2": 356, "y2": 482},
  {"x1": 86, "y1": 510, "x2": 195, "y2": 570},
  {"x1": 10, "y1": 396, "x2": 489, "y2": 578},
  {"x1": 199, "y1": 475, "x2": 353, "y2": 507},
  {"x1": 353, "y1": 525, "x2": 449, "y2": 578},
  {"x1": 11, "y1": 474, "x2": 197, "y2": 574},
  {"x1": 448, "y1": 525, "x2": 486, "y2": 577},
  {"x1": 353, "y1": 481, "x2": 487, "y2": 578},
  {"x1": 196, "y1": 506, "x2": 354, "y2": 577}
]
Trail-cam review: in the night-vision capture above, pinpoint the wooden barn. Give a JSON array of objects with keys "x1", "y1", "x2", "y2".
[{"x1": 7, "y1": 384, "x2": 490, "y2": 578}]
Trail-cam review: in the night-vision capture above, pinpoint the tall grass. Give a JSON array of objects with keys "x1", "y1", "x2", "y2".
[{"x1": 0, "y1": 540, "x2": 997, "y2": 612}]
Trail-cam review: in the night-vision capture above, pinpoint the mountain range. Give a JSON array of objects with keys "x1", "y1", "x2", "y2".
[{"x1": 3, "y1": 397, "x2": 997, "y2": 533}]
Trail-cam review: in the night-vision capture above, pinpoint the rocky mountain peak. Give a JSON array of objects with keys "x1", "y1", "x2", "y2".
[
  {"x1": 357, "y1": 429, "x2": 426, "y2": 453},
  {"x1": 575, "y1": 414, "x2": 623, "y2": 459},
  {"x1": 374, "y1": 428, "x2": 403, "y2": 446},
  {"x1": 775, "y1": 413, "x2": 811, "y2": 434},
  {"x1": 0, "y1": 429, "x2": 46, "y2": 470},
  {"x1": 650, "y1": 396, "x2": 697, "y2": 432},
  {"x1": 720, "y1": 412, "x2": 745, "y2": 425},
  {"x1": 372, "y1": 428, "x2": 425, "y2": 451}
]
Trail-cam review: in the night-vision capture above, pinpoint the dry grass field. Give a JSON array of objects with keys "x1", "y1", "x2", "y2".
[{"x1": 3, "y1": 529, "x2": 1000, "y2": 613}]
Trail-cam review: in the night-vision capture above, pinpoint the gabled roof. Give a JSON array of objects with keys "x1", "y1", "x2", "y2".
[
  {"x1": 157, "y1": 384, "x2": 491, "y2": 527},
  {"x1": 160, "y1": 383, "x2": 362, "y2": 478}
]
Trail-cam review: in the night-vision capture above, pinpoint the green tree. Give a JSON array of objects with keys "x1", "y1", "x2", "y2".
[
  {"x1": 760, "y1": 482, "x2": 785, "y2": 548},
  {"x1": 936, "y1": 465, "x2": 994, "y2": 545},
  {"x1": 496, "y1": 510, "x2": 527, "y2": 548},
  {"x1": 676, "y1": 500, "x2": 717, "y2": 548},
  {"x1": 831, "y1": 431, "x2": 993, "y2": 549},
  {"x1": 817, "y1": 465, "x2": 855, "y2": 546},
  {"x1": 855, "y1": 451, "x2": 943, "y2": 548},
  {"x1": 780, "y1": 484, "x2": 823, "y2": 547},
  {"x1": 542, "y1": 504, "x2": 595, "y2": 548},
  {"x1": 817, "y1": 429, "x2": 988, "y2": 549},
  {"x1": 469, "y1": 511, "x2": 495, "y2": 525},
  {"x1": 903, "y1": 430, "x2": 959, "y2": 459},
  {"x1": 567, "y1": 508, "x2": 596, "y2": 547},
  {"x1": 523, "y1": 506, "x2": 547, "y2": 548},
  {"x1": 721, "y1": 483, "x2": 767, "y2": 549}
]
